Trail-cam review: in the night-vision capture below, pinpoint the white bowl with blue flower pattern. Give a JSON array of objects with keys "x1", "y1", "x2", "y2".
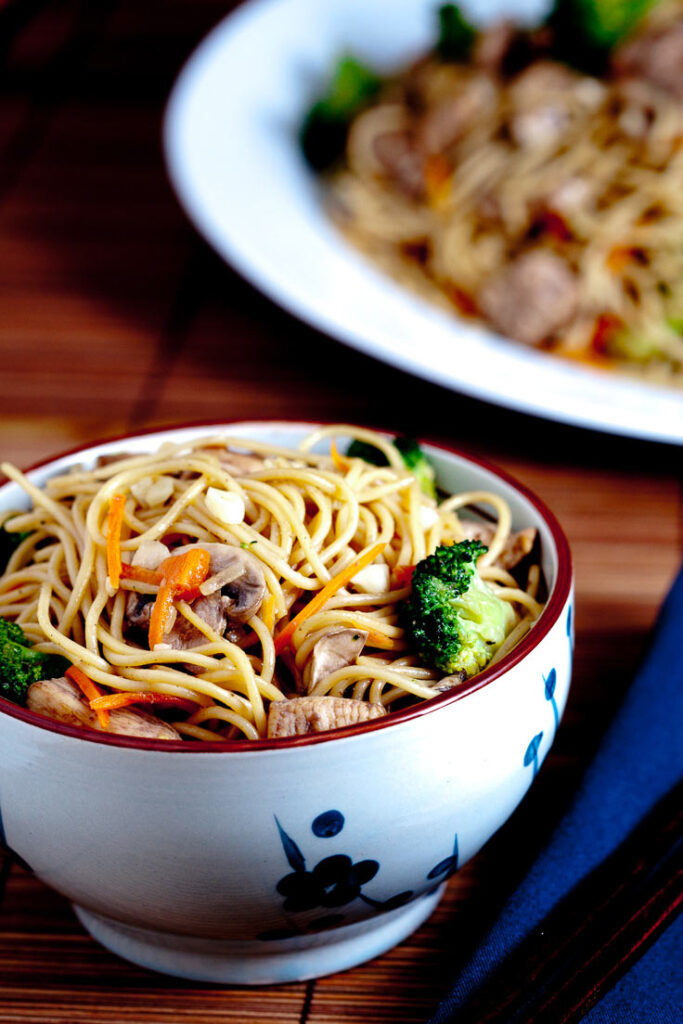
[{"x1": 0, "y1": 421, "x2": 573, "y2": 984}]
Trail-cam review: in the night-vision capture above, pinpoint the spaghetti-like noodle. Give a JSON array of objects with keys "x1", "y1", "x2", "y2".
[{"x1": 0, "y1": 426, "x2": 543, "y2": 741}]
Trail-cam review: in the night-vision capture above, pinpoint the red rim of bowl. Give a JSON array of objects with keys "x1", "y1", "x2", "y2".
[{"x1": 0, "y1": 419, "x2": 573, "y2": 753}]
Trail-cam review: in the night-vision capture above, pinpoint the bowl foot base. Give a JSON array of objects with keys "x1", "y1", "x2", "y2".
[{"x1": 73, "y1": 887, "x2": 445, "y2": 985}]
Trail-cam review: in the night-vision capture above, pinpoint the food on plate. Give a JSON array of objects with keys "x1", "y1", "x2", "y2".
[
  {"x1": 303, "y1": 0, "x2": 683, "y2": 381},
  {"x1": 0, "y1": 426, "x2": 543, "y2": 742}
]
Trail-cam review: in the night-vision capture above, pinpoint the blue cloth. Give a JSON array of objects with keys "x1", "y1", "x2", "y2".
[{"x1": 428, "y1": 567, "x2": 683, "y2": 1023}]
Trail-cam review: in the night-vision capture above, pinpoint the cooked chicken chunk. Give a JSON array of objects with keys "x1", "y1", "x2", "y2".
[
  {"x1": 302, "y1": 628, "x2": 368, "y2": 694},
  {"x1": 416, "y1": 75, "x2": 495, "y2": 155},
  {"x1": 267, "y1": 696, "x2": 386, "y2": 738},
  {"x1": 27, "y1": 677, "x2": 181, "y2": 740},
  {"x1": 478, "y1": 250, "x2": 578, "y2": 346},
  {"x1": 613, "y1": 16, "x2": 683, "y2": 99},
  {"x1": 373, "y1": 131, "x2": 425, "y2": 199},
  {"x1": 459, "y1": 522, "x2": 537, "y2": 570}
]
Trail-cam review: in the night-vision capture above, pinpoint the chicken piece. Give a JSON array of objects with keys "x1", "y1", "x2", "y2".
[
  {"x1": 508, "y1": 61, "x2": 581, "y2": 149},
  {"x1": 27, "y1": 677, "x2": 181, "y2": 740},
  {"x1": 459, "y1": 522, "x2": 537, "y2": 570},
  {"x1": 613, "y1": 16, "x2": 683, "y2": 99},
  {"x1": 473, "y1": 19, "x2": 519, "y2": 74},
  {"x1": 302, "y1": 628, "x2": 368, "y2": 694},
  {"x1": 201, "y1": 448, "x2": 265, "y2": 476},
  {"x1": 267, "y1": 695, "x2": 386, "y2": 738},
  {"x1": 478, "y1": 250, "x2": 578, "y2": 346},
  {"x1": 416, "y1": 74, "x2": 496, "y2": 155},
  {"x1": 373, "y1": 131, "x2": 425, "y2": 200}
]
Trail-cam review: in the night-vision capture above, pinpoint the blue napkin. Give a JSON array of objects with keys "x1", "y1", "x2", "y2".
[{"x1": 428, "y1": 567, "x2": 683, "y2": 1024}]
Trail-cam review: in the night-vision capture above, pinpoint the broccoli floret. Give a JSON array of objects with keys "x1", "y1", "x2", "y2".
[
  {"x1": 436, "y1": 4, "x2": 476, "y2": 62},
  {"x1": 393, "y1": 437, "x2": 438, "y2": 501},
  {"x1": 0, "y1": 520, "x2": 30, "y2": 573},
  {"x1": 548, "y1": 0, "x2": 655, "y2": 73},
  {"x1": 346, "y1": 437, "x2": 437, "y2": 499},
  {"x1": 301, "y1": 56, "x2": 382, "y2": 171},
  {"x1": 404, "y1": 541, "x2": 515, "y2": 677},
  {"x1": 0, "y1": 617, "x2": 69, "y2": 705}
]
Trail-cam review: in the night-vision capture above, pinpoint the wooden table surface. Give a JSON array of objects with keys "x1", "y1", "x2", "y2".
[{"x1": 0, "y1": 2, "x2": 681, "y2": 1021}]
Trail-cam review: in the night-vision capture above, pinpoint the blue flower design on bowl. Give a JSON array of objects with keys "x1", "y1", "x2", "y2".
[{"x1": 277, "y1": 853, "x2": 379, "y2": 911}]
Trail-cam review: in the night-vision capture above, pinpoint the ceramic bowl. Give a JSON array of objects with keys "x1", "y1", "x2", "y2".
[{"x1": 0, "y1": 421, "x2": 573, "y2": 984}]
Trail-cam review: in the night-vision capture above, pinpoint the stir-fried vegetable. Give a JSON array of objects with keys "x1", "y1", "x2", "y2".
[
  {"x1": 301, "y1": 56, "x2": 382, "y2": 171},
  {"x1": 437, "y1": 3, "x2": 476, "y2": 61}
]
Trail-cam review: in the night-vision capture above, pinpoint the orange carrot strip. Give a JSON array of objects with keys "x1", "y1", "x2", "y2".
[
  {"x1": 120, "y1": 563, "x2": 163, "y2": 586},
  {"x1": 330, "y1": 439, "x2": 350, "y2": 472},
  {"x1": 274, "y1": 542, "x2": 387, "y2": 654},
  {"x1": 66, "y1": 665, "x2": 110, "y2": 729},
  {"x1": 106, "y1": 493, "x2": 126, "y2": 589},
  {"x1": 393, "y1": 565, "x2": 415, "y2": 588},
  {"x1": 364, "y1": 629, "x2": 398, "y2": 650},
  {"x1": 148, "y1": 580, "x2": 177, "y2": 650},
  {"x1": 148, "y1": 548, "x2": 211, "y2": 648},
  {"x1": 90, "y1": 691, "x2": 197, "y2": 714}
]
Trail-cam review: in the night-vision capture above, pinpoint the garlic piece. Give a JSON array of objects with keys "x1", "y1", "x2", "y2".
[
  {"x1": 351, "y1": 563, "x2": 390, "y2": 594},
  {"x1": 131, "y1": 475, "x2": 174, "y2": 508},
  {"x1": 205, "y1": 487, "x2": 245, "y2": 526},
  {"x1": 420, "y1": 506, "x2": 439, "y2": 530}
]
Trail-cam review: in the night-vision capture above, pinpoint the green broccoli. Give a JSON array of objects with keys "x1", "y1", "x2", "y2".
[
  {"x1": 548, "y1": 0, "x2": 656, "y2": 73},
  {"x1": 404, "y1": 540, "x2": 515, "y2": 677},
  {"x1": 0, "y1": 520, "x2": 30, "y2": 573},
  {"x1": 346, "y1": 436, "x2": 438, "y2": 500},
  {"x1": 0, "y1": 617, "x2": 69, "y2": 705},
  {"x1": 436, "y1": 4, "x2": 476, "y2": 62},
  {"x1": 301, "y1": 56, "x2": 382, "y2": 171}
]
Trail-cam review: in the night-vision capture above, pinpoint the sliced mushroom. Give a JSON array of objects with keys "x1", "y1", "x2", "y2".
[
  {"x1": 27, "y1": 677, "x2": 181, "y2": 740},
  {"x1": 159, "y1": 543, "x2": 266, "y2": 651},
  {"x1": 431, "y1": 671, "x2": 467, "y2": 692},
  {"x1": 267, "y1": 695, "x2": 386, "y2": 738},
  {"x1": 123, "y1": 541, "x2": 171, "y2": 633},
  {"x1": 459, "y1": 521, "x2": 537, "y2": 570},
  {"x1": 302, "y1": 628, "x2": 369, "y2": 694},
  {"x1": 174, "y1": 543, "x2": 265, "y2": 623}
]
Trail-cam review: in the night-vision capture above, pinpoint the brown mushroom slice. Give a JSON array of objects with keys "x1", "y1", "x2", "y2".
[
  {"x1": 27, "y1": 677, "x2": 181, "y2": 740},
  {"x1": 160, "y1": 543, "x2": 266, "y2": 651},
  {"x1": 303, "y1": 627, "x2": 369, "y2": 694},
  {"x1": 431, "y1": 672, "x2": 468, "y2": 692},
  {"x1": 267, "y1": 696, "x2": 386, "y2": 738},
  {"x1": 175, "y1": 543, "x2": 265, "y2": 622},
  {"x1": 459, "y1": 521, "x2": 537, "y2": 570}
]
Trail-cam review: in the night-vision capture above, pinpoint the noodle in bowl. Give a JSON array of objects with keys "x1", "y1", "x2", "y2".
[{"x1": 0, "y1": 421, "x2": 572, "y2": 983}]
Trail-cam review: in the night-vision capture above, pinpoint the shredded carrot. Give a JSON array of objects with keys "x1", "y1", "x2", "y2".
[
  {"x1": 393, "y1": 564, "x2": 415, "y2": 588},
  {"x1": 106, "y1": 493, "x2": 126, "y2": 589},
  {"x1": 606, "y1": 246, "x2": 635, "y2": 273},
  {"x1": 66, "y1": 665, "x2": 110, "y2": 729},
  {"x1": 329, "y1": 439, "x2": 350, "y2": 472},
  {"x1": 274, "y1": 542, "x2": 387, "y2": 654},
  {"x1": 424, "y1": 154, "x2": 452, "y2": 206},
  {"x1": 261, "y1": 593, "x2": 275, "y2": 633},
  {"x1": 120, "y1": 563, "x2": 163, "y2": 586},
  {"x1": 590, "y1": 313, "x2": 622, "y2": 354},
  {"x1": 90, "y1": 691, "x2": 197, "y2": 714},
  {"x1": 364, "y1": 629, "x2": 398, "y2": 650},
  {"x1": 148, "y1": 548, "x2": 211, "y2": 649}
]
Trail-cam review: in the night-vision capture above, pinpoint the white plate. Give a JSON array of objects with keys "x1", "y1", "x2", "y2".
[{"x1": 164, "y1": 0, "x2": 683, "y2": 444}]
